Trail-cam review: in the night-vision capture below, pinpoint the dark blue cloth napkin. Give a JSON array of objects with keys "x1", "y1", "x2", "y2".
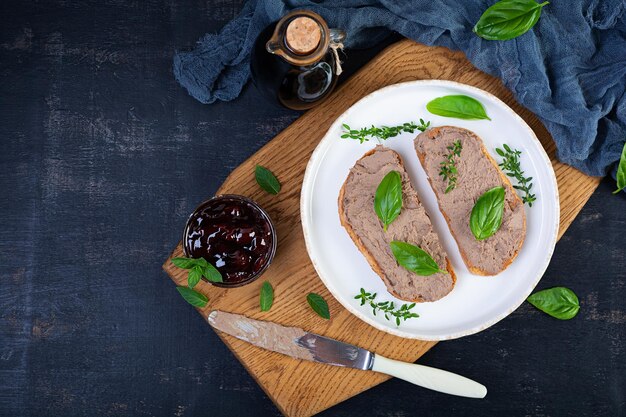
[{"x1": 173, "y1": 0, "x2": 626, "y2": 178}]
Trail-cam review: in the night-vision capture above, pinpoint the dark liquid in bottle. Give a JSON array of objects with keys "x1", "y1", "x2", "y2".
[
  {"x1": 277, "y1": 53, "x2": 337, "y2": 110},
  {"x1": 184, "y1": 196, "x2": 275, "y2": 286},
  {"x1": 250, "y1": 24, "x2": 338, "y2": 111}
]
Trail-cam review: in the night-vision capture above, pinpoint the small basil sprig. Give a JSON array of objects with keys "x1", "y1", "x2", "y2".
[
  {"x1": 474, "y1": 0, "x2": 549, "y2": 41},
  {"x1": 426, "y1": 95, "x2": 491, "y2": 120},
  {"x1": 470, "y1": 187, "x2": 505, "y2": 240},
  {"x1": 374, "y1": 171, "x2": 403, "y2": 231},
  {"x1": 259, "y1": 281, "x2": 274, "y2": 312},
  {"x1": 172, "y1": 257, "x2": 223, "y2": 287},
  {"x1": 176, "y1": 286, "x2": 208, "y2": 308},
  {"x1": 307, "y1": 293, "x2": 330, "y2": 319},
  {"x1": 255, "y1": 165, "x2": 281, "y2": 195},
  {"x1": 390, "y1": 241, "x2": 447, "y2": 275},
  {"x1": 613, "y1": 142, "x2": 626, "y2": 194},
  {"x1": 527, "y1": 287, "x2": 580, "y2": 320}
]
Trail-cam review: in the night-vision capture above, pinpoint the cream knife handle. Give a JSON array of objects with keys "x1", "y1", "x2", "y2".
[{"x1": 371, "y1": 355, "x2": 487, "y2": 398}]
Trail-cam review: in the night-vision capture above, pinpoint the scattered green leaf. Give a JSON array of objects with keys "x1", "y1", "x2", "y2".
[
  {"x1": 527, "y1": 287, "x2": 580, "y2": 320},
  {"x1": 426, "y1": 95, "x2": 491, "y2": 120},
  {"x1": 260, "y1": 281, "x2": 274, "y2": 312},
  {"x1": 255, "y1": 165, "x2": 281, "y2": 195},
  {"x1": 307, "y1": 293, "x2": 330, "y2": 319},
  {"x1": 474, "y1": 0, "x2": 549, "y2": 41},
  {"x1": 176, "y1": 286, "x2": 208, "y2": 308},
  {"x1": 613, "y1": 142, "x2": 626, "y2": 194}
]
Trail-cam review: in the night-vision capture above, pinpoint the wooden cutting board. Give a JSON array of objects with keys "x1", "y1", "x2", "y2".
[{"x1": 163, "y1": 39, "x2": 601, "y2": 417}]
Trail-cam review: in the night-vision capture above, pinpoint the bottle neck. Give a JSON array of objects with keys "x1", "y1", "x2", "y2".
[{"x1": 266, "y1": 10, "x2": 330, "y2": 67}]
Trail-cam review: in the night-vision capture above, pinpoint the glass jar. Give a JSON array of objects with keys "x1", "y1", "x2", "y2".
[{"x1": 182, "y1": 195, "x2": 277, "y2": 288}]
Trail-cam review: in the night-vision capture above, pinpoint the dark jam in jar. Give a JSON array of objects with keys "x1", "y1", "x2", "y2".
[{"x1": 183, "y1": 195, "x2": 276, "y2": 287}]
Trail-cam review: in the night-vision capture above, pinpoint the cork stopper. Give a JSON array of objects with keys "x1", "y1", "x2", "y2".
[{"x1": 285, "y1": 17, "x2": 321, "y2": 55}]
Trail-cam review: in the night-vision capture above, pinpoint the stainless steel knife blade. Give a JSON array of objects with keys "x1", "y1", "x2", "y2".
[
  {"x1": 208, "y1": 310, "x2": 374, "y2": 370},
  {"x1": 208, "y1": 310, "x2": 487, "y2": 398}
]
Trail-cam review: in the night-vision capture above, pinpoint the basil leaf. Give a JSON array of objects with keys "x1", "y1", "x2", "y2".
[
  {"x1": 259, "y1": 281, "x2": 274, "y2": 312},
  {"x1": 613, "y1": 142, "x2": 626, "y2": 194},
  {"x1": 176, "y1": 286, "x2": 208, "y2": 308},
  {"x1": 307, "y1": 293, "x2": 330, "y2": 319},
  {"x1": 527, "y1": 287, "x2": 580, "y2": 320},
  {"x1": 390, "y1": 241, "x2": 447, "y2": 276},
  {"x1": 204, "y1": 263, "x2": 223, "y2": 283},
  {"x1": 255, "y1": 165, "x2": 281, "y2": 195},
  {"x1": 474, "y1": 0, "x2": 549, "y2": 41},
  {"x1": 188, "y1": 266, "x2": 203, "y2": 288},
  {"x1": 172, "y1": 256, "x2": 208, "y2": 269},
  {"x1": 426, "y1": 95, "x2": 491, "y2": 120},
  {"x1": 470, "y1": 186, "x2": 506, "y2": 240},
  {"x1": 374, "y1": 170, "x2": 403, "y2": 231},
  {"x1": 171, "y1": 257, "x2": 198, "y2": 269}
]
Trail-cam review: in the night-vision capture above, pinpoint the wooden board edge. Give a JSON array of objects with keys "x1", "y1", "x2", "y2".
[{"x1": 161, "y1": 250, "x2": 293, "y2": 415}]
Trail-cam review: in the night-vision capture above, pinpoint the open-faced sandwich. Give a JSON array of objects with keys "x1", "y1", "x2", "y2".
[
  {"x1": 338, "y1": 145, "x2": 455, "y2": 303},
  {"x1": 414, "y1": 126, "x2": 526, "y2": 275}
]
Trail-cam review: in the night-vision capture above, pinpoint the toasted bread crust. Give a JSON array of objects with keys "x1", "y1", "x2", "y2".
[
  {"x1": 338, "y1": 148, "x2": 455, "y2": 303},
  {"x1": 415, "y1": 126, "x2": 526, "y2": 275}
]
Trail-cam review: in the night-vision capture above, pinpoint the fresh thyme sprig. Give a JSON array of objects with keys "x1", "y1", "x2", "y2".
[
  {"x1": 341, "y1": 119, "x2": 431, "y2": 143},
  {"x1": 439, "y1": 140, "x2": 462, "y2": 193},
  {"x1": 354, "y1": 288, "x2": 419, "y2": 326},
  {"x1": 495, "y1": 144, "x2": 536, "y2": 206}
]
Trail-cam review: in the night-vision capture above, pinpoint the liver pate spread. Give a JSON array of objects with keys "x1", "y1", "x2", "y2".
[
  {"x1": 414, "y1": 126, "x2": 526, "y2": 275},
  {"x1": 209, "y1": 311, "x2": 314, "y2": 361},
  {"x1": 339, "y1": 145, "x2": 454, "y2": 302}
]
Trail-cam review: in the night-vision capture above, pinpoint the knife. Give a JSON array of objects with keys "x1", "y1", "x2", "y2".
[{"x1": 208, "y1": 310, "x2": 487, "y2": 398}]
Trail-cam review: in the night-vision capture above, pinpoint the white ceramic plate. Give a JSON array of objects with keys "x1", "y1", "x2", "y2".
[{"x1": 300, "y1": 80, "x2": 559, "y2": 340}]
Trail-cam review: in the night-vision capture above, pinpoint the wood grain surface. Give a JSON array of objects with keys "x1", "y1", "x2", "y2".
[{"x1": 162, "y1": 39, "x2": 600, "y2": 417}]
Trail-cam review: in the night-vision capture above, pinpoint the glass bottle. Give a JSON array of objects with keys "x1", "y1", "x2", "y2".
[{"x1": 250, "y1": 10, "x2": 346, "y2": 111}]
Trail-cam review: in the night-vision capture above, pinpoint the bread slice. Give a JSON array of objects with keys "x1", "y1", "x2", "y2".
[
  {"x1": 338, "y1": 145, "x2": 455, "y2": 303},
  {"x1": 414, "y1": 126, "x2": 526, "y2": 276}
]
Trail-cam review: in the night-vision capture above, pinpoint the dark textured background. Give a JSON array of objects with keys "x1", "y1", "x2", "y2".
[{"x1": 1, "y1": 1, "x2": 625, "y2": 416}]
